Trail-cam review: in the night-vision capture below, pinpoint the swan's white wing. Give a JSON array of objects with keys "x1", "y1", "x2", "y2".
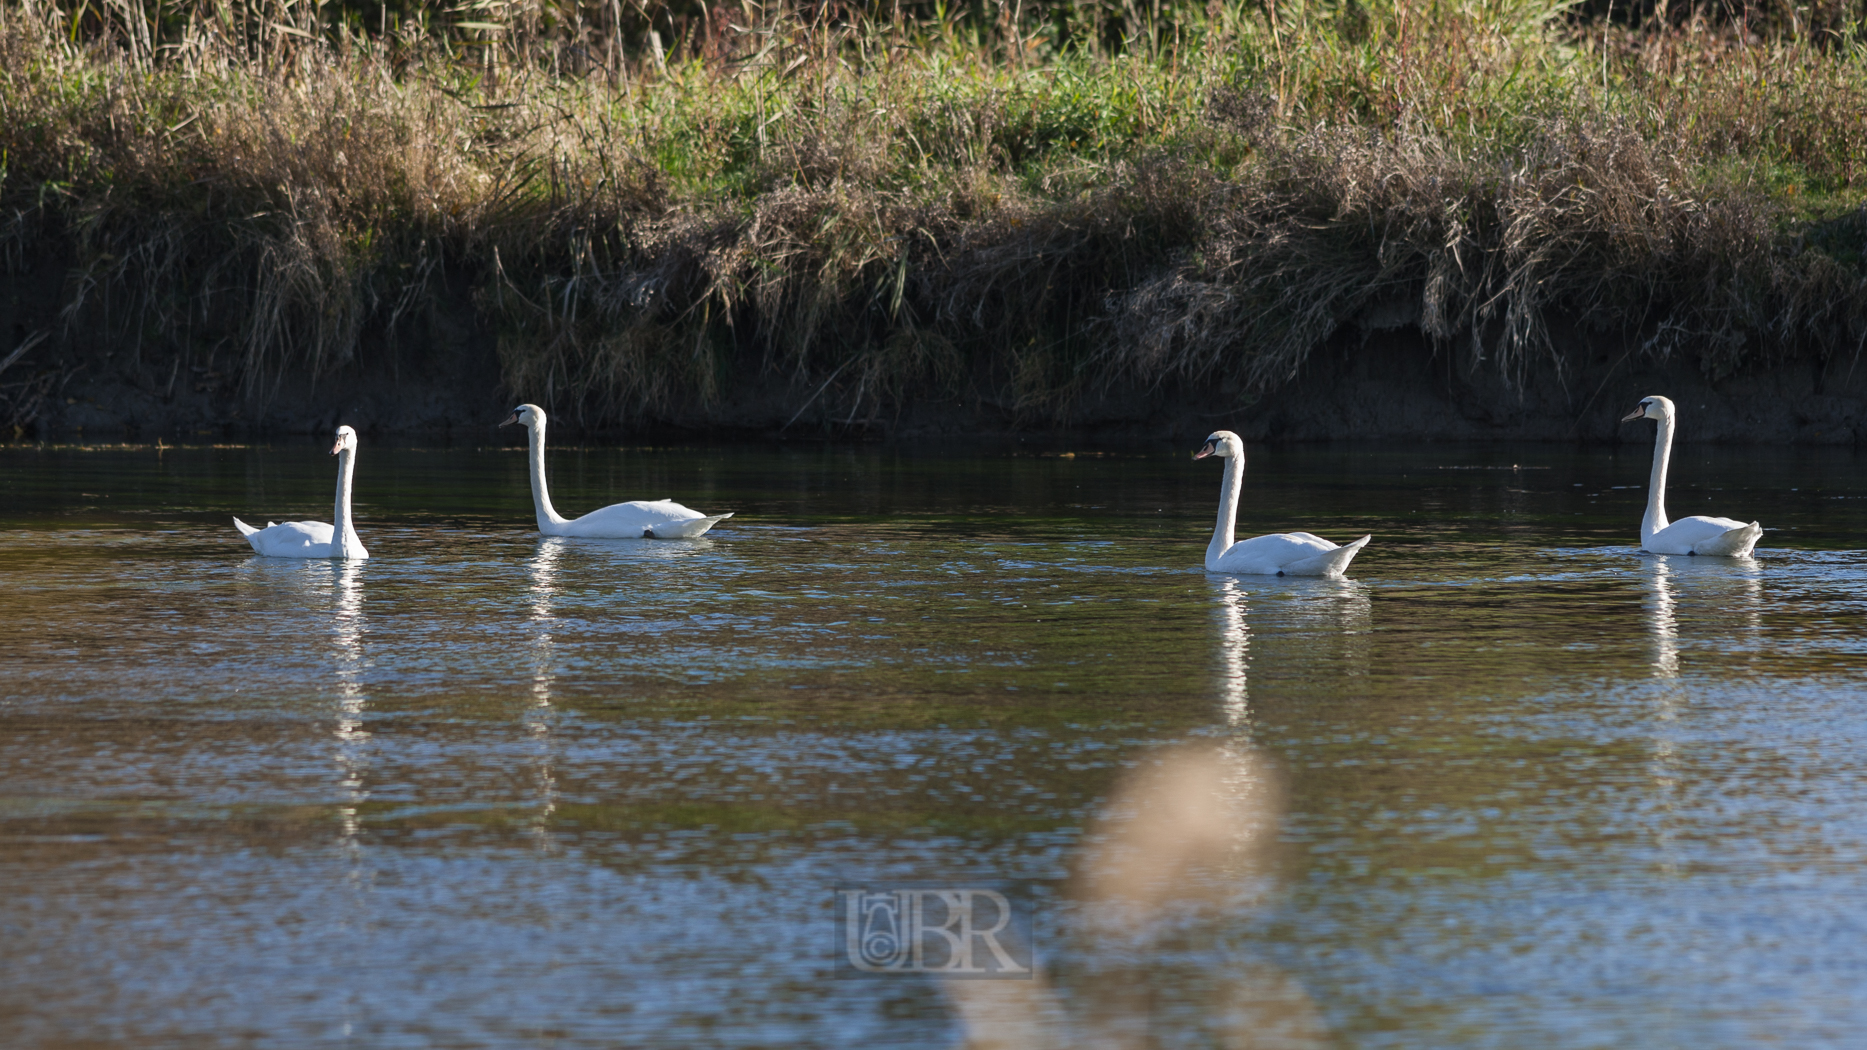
[
  {"x1": 646, "y1": 512, "x2": 733, "y2": 539},
  {"x1": 1213, "y1": 532, "x2": 1339, "y2": 575},
  {"x1": 559, "y1": 499, "x2": 724, "y2": 539},
  {"x1": 244, "y1": 520, "x2": 336, "y2": 558},
  {"x1": 1648, "y1": 516, "x2": 1760, "y2": 557},
  {"x1": 1281, "y1": 534, "x2": 1372, "y2": 576},
  {"x1": 1694, "y1": 520, "x2": 1762, "y2": 557}
]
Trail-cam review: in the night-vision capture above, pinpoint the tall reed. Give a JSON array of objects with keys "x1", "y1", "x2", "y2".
[{"x1": 1, "y1": 0, "x2": 1862, "y2": 429}]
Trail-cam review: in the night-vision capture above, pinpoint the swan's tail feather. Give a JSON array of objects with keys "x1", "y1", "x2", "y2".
[
  {"x1": 1699, "y1": 521, "x2": 1763, "y2": 558},
  {"x1": 233, "y1": 516, "x2": 260, "y2": 538},
  {"x1": 1284, "y1": 535, "x2": 1372, "y2": 577},
  {"x1": 645, "y1": 511, "x2": 733, "y2": 539}
]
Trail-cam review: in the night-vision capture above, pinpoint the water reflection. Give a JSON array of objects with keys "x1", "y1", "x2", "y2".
[
  {"x1": 1253, "y1": 579, "x2": 1374, "y2": 689},
  {"x1": 528, "y1": 539, "x2": 562, "y2": 704},
  {"x1": 1208, "y1": 577, "x2": 1372, "y2": 732},
  {"x1": 1645, "y1": 558, "x2": 1681, "y2": 680},
  {"x1": 1212, "y1": 578, "x2": 1251, "y2": 733},
  {"x1": 526, "y1": 539, "x2": 563, "y2": 852},
  {"x1": 230, "y1": 558, "x2": 374, "y2": 845},
  {"x1": 1640, "y1": 556, "x2": 1764, "y2": 876},
  {"x1": 1641, "y1": 555, "x2": 1767, "y2": 680},
  {"x1": 331, "y1": 561, "x2": 369, "y2": 849},
  {"x1": 10, "y1": 442, "x2": 1867, "y2": 1050},
  {"x1": 1279, "y1": 578, "x2": 1374, "y2": 677},
  {"x1": 1641, "y1": 558, "x2": 1685, "y2": 875},
  {"x1": 546, "y1": 533, "x2": 720, "y2": 564}
]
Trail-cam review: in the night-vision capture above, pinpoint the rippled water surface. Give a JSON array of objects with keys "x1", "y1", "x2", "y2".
[{"x1": 4, "y1": 438, "x2": 1867, "y2": 1049}]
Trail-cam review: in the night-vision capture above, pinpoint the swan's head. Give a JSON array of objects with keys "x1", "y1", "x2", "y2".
[
  {"x1": 1621, "y1": 395, "x2": 1675, "y2": 423},
  {"x1": 499, "y1": 404, "x2": 545, "y2": 429},
  {"x1": 329, "y1": 425, "x2": 358, "y2": 455},
  {"x1": 1194, "y1": 431, "x2": 1244, "y2": 460}
]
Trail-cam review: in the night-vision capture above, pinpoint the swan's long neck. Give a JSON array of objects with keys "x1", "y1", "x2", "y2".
[
  {"x1": 332, "y1": 446, "x2": 365, "y2": 558},
  {"x1": 527, "y1": 419, "x2": 569, "y2": 532},
  {"x1": 1643, "y1": 415, "x2": 1673, "y2": 541},
  {"x1": 1208, "y1": 452, "x2": 1243, "y2": 570}
]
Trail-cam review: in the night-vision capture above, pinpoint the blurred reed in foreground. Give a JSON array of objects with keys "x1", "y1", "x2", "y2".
[{"x1": 945, "y1": 742, "x2": 1327, "y2": 1050}]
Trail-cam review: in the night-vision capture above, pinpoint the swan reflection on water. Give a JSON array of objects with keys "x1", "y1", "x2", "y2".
[
  {"x1": 529, "y1": 537, "x2": 563, "y2": 703},
  {"x1": 1640, "y1": 554, "x2": 1765, "y2": 681},
  {"x1": 1209, "y1": 575, "x2": 1373, "y2": 732},
  {"x1": 1212, "y1": 577, "x2": 1252, "y2": 732},
  {"x1": 232, "y1": 557, "x2": 374, "y2": 850},
  {"x1": 1275, "y1": 576, "x2": 1373, "y2": 678},
  {"x1": 526, "y1": 538, "x2": 564, "y2": 851},
  {"x1": 1640, "y1": 554, "x2": 1763, "y2": 874},
  {"x1": 331, "y1": 560, "x2": 370, "y2": 850},
  {"x1": 1646, "y1": 557, "x2": 1682, "y2": 680},
  {"x1": 531, "y1": 531, "x2": 721, "y2": 561}
]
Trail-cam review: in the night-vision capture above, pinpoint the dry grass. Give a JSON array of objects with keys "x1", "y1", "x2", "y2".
[
  {"x1": 1107, "y1": 115, "x2": 1867, "y2": 396},
  {"x1": 1, "y1": 0, "x2": 1864, "y2": 430}
]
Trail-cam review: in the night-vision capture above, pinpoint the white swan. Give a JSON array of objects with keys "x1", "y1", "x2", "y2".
[
  {"x1": 1196, "y1": 431, "x2": 1370, "y2": 577},
  {"x1": 233, "y1": 425, "x2": 369, "y2": 559},
  {"x1": 498, "y1": 404, "x2": 733, "y2": 539},
  {"x1": 1621, "y1": 395, "x2": 1761, "y2": 557}
]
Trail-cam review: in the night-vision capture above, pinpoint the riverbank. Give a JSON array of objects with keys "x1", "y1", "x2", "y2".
[
  {"x1": 26, "y1": 299, "x2": 1867, "y2": 445},
  {"x1": 3, "y1": 1, "x2": 1864, "y2": 442}
]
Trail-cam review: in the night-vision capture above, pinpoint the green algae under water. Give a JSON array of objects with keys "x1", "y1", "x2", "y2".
[{"x1": 3, "y1": 438, "x2": 1867, "y2": 1048}]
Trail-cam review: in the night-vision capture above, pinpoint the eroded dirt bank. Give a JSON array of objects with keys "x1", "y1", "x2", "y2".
[{"x1": 15, "y1": 310, "x2": 1865, "y2": 448}]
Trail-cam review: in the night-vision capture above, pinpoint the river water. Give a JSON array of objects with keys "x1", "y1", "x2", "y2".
[{"x1": 3, "y1": 438, "x2": 1865, "y2": 1049}]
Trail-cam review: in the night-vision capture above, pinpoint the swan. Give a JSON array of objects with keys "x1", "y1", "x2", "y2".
[
  {"x1": 498, "y1": 404, "x2": 733, "y2": 539},
  {"x1": 232, "y1": 425, "x2": 369, "y2": 559},
  {"x1": 1195, "y1": 431, "x2": 1370, "y2": 576},
  {"x1": 1621, "y1": 395, "x2": 1762, "y2": 557}
]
